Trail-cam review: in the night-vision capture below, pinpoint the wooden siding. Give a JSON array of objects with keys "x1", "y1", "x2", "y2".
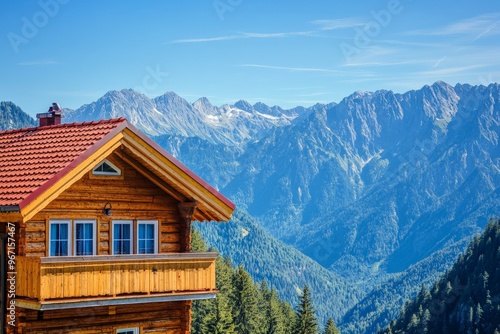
[
  {"x1": 12, "y1": 151, "x2": 206, "y2": 334},
  {"x1": 22, "y1": 152, "x2": 185, "y2": 257},
  {"x1": 11, "y1": 301, "x2": 191, "y2": 334},
  {"x1": 16, "y1": 253, "x2": 216, "y2": 301}
]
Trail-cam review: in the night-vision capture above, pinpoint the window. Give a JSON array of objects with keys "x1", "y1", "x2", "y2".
[
  {"x1": 49, "y1": 219, "x2": 97, "y2": 257},
  {"x1": 137, "y1": 220, "x2": 158, "y2": 254},
  {"x1": 75, "y1": 220, "x2": 96, "y2": 255},
  {"x1": 113, "y1": 220, "x2": 132, "y2": 255},
  {"x1": 92, "y1": 159, "x2": 121, "y2": 176},
  {"x1": 116, "y1": 328, "x2": 138, "y2": 334},
  {"x1": 49, "y1": 220, "x2": 71, "y2": 256},
  {"x1": 111, "y1": 220, "x2": 158, "y2": 255}
]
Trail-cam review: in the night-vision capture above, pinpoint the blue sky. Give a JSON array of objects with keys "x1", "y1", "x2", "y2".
[{"x1": 1, "y1": 0, "x2": 499, "y2": 117}]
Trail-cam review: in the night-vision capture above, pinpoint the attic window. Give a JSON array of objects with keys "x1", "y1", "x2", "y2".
[{"x1": 92, "y1": 160, "x2": 121, "y2": 176}]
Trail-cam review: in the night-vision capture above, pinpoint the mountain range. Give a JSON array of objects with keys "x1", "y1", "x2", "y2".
[
  {"x1": 63, "y1": 89, "x2": 315, "y2": 145},
  {"x1": 4, "y1": 81, "x2": 499, "y2": 333}
]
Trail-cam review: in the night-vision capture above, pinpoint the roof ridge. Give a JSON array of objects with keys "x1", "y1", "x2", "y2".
[{"x1": 0, "y1": 117, "x2": 128, "y2": 135}]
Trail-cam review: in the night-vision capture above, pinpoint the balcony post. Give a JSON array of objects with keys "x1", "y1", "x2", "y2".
[{"x1": 178, "y1": 202, "x2": 197, "y2": 252}]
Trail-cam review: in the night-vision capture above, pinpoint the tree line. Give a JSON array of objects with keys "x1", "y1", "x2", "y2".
[
  {"x1": 380, "y1": 217, "x2": 500, "y2": 334},
  {"x1": 191, "y1": 229, "x2": 340, "y2": 334}
]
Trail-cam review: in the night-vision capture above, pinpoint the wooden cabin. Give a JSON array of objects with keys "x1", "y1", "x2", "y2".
[{"x1": 0, "y1": 108, "x2": 235, "y2": 334}]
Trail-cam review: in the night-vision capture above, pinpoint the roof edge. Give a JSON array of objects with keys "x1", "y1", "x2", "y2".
[
  {"x1": 121, "y1": 120, "x2": 236, "y2": 213},
  {"x1": 18, "y1": 119, "x2": 128, "y2": 218},
  {"x1": 10, "y1": 117, "x2": 234, "y2": 221},
  {"x1": 0, "y1": 205, "x2": 20, "y2": 213}
]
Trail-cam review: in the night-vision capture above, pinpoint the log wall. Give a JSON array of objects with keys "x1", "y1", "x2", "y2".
[
  {"x1": 21, "y1": 153, "x2": 184, "y2": 257},
  {"x1": 12, "y1": 152, "x2": 198, "y2": 333},
  {"x1": 9, "y1": 301, "x2": 191, "y2": 334}
]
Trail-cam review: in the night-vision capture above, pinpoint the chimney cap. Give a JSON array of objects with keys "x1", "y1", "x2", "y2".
[
  {"x1": 51, "y1": 102, "x2": 61, "y2": 111},
  {"x1": 37, "y1": 102, "x2": 63, "y2": 126},
  {"x1": 47, "y1": 102, "x2": 62, "y2": 115}
]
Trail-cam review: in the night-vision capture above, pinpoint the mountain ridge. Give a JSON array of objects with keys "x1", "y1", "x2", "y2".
[
  {"x1": 2, "y1": 81, "x2": 499, "y2": 332},
  {"x1": 63, "y1": 88, "x2": 316, "y2": 146}
]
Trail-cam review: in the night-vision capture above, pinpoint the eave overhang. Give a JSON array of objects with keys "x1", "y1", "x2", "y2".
[
  {"x1": 0, "y1": 205, "x2": 21, "y2": 222},
  {"x1": 15, "y1": 291, "x2": 217, "y2": 311},
  {"x1": 13, "y1": 120, "x2": 234, "y2": 222}
]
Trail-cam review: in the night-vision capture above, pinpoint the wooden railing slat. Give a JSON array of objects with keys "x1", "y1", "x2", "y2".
[{"x1": 15, "y1": 253, "x2": 216, "y2": 301}]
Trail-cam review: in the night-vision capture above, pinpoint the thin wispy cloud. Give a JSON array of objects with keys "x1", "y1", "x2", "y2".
[
  {"x1": 405, "y1": 13, "x2": 500, "y2": 37},
  {"x1": 277, "y1": 86, "x2": 325, "y2": 92},
  {"x1": 47, "y1": 90, "x2": 121, "y2": 98},
  {"x1": 415, "y1": 64, "x2": 487, "y2": 77},
  {"x1": 170, "y1": 31, "x2": 314, "y2": 44},
  {"x1": 239, "y1": 64, "x2": 344, "y2": 74},
  {"x1": 18, "y1": 60, "x2": 58, "y2": 66},
  {"x1": 312, "y1": 18, "x2": 366, "y2": 30},
  {"x1": 342, "y1": 45, "x2": 404, "y2": 66},
  {"x1": 378, "y1": 39, "x2": 450, "y2": 48},
  {"x1": 474, "y1": 21, "x2": 499, "y2": 41},
  {"x1": 342, "y1": 59, "x2": 430, "y2": 68},
  {"x1": 298, "y1": 92, "x2": 330, "y2": 97},
  {"x1": 433, "y1": 56, "x2": 447, "y2": 67}
]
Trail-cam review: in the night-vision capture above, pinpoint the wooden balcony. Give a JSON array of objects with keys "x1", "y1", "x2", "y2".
[{"x1": 15, "y1": 252, "x2": 217, "y2": 310}]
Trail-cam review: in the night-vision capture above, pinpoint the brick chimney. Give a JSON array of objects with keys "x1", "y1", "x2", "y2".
[{"x1": 36, "y1": 103, "x2": 63, "y2": 126}]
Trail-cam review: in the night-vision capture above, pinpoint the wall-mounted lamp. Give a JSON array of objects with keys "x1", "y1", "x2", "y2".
[{"x1": 103, "y1": 202, "x2": 112, "y2": 216}]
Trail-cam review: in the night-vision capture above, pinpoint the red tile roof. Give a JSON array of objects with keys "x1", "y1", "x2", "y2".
[{"x1": 0, "y1": 118, "x2": 127, "y2": 207}]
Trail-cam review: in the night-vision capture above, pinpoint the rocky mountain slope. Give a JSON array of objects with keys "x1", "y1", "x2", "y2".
[
  {"x1": 4, "y1": 81, "x2": 499, "y2": 332},
  {"x1": 0, "y1": 101, "x2": 36, "y2": 130},
  {"x1": 64, "y1": 89, "x2": 315, "y2": 146}
]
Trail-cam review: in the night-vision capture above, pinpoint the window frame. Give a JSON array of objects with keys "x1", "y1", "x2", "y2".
[
  {"x1": 49, "y1": 219, "x2": 98, "y2": 257},
  {"x1": 92, "y1": 159, "x2": 122, "y2": 176},
  {"x1": 116, "y1": 328, "x2": 139, "y2": 334},
  {"x1": 74, "y1": 219, "x2": 97, "y2": 256},
  {"x1": 48, "y1": 219, "x2": 72, "y2": 257},
  {"x1": 112, "y1": 220, "x2": 134, "y2": 255},
  {"x1": 136, "y1": 220, "x2": 159, "y2": 254}
]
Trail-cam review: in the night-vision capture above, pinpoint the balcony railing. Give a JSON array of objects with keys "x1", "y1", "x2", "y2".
[{"x1": 15, "y1": 252, "x2": 216, "y2": 305}]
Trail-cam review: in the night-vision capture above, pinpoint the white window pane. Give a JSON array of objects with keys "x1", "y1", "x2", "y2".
[
  {"x1": 75, "y1": 221, "x2": 95, "y2": 256},
  {"x1": 50, "y1": 221, "x2": 70, "y2": 256},
  {"x1": 113, "y1": 221, "x2": 132, "y2": 255},
  {"x1": 137, "y1": 221, "x2": 157, "y2": 254}
]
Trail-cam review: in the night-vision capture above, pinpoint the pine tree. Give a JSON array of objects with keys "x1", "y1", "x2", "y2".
[
  {"x1": 282, "y1": 296, "x2": 297, "y2": 334},
  {"x1": 323, "y1": 317, "x2": 340, "y2": 334},
  {"x1": 266, "y1": 288, "x2": 288, "y2": 334},
  {"x1": 190, "y1": 228, "x2": 300, "y2": 334},
  {"x1": 190, "y1": 229, "x2": 215, "y2": 333},
  {"x1": 295, "y1": 285, "x2": 319, "y2": 334},
  {"x1": 191, "y1": 298, "x2": 216, "y2": 334},
  {"x1": 233, "y1": 265, "x2": 265, "y2": 334},
  {"x1": 213, "y1": 292, "x2": 237, "y2": 334}
]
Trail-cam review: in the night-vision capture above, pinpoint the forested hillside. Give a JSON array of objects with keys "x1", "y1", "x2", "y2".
[
  {"x1": 190, "y1": 229, "x2": 340, "y2": 334},
  {"x1": 380, "y1": 217, "x2": 500, "y2": 333},
  {"x1": 340, "y1": 236, "x2": 471, "y2": 333},
  {"x1": 3, "y1": 81, "x2": 499, "y2": 332},
  {"x1": 194, "y1": 209, "x2": 362, "y2": 323}
]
